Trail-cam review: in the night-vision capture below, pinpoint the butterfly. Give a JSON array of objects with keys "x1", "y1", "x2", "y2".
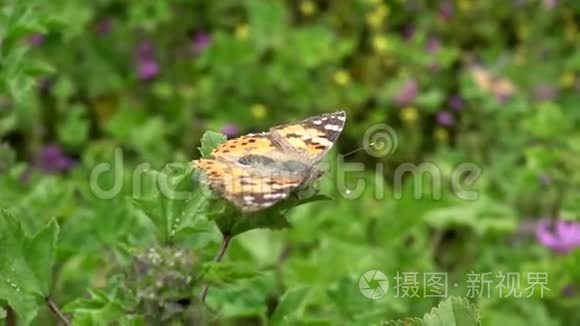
[{"x1": 194, "y1": 111, "x2": 346, "y2": 212}]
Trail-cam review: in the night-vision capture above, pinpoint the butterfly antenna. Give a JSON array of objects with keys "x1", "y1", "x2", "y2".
[{"x1": 341, "y1": 142, "x2": 375, "y2": 158}]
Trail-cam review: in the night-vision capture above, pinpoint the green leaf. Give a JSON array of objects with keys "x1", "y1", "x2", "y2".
[
  {"x1": 201, "y1": 261, "x2": 261, "y2": 286},
  {"x1": 422, "y1": 297, "x2": 480, "y2": 326},
  {"x1": 57, "y1": 105, "x2": 89, "y2": 147},
  {"x1": 23, "y1": 220, "x2": 59, "y2": 295},
  {"x1": 247, "y1": 0, "x2": 287, "y2": 51},
  {"x1": 269, "y1": 287, "x2": 310, "y2": 325},
  {"x1": 132, "y1": 164, "x2": 208, "y2": 244},
  {"x1": 198, "y1": 131, "x2": 227, "y2": 158},
  {"x1": 0, "y1": 210, "x2": 59, "y2": 325},
  {"x1": 386, "y1": 297, "x2": 479, "y2": 326},
  {"x1": 384, "y1": 318, "x2": 423, "y2": 326}
]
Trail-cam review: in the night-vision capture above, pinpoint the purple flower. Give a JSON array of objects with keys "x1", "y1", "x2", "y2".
[
  {"x1": 400, "y1": 25, "x2": 416, "y2": 41},
  {"x1": 96, "y1": 19, "x2": 112, "y2": 36},
  {"x1": 137, "y1": 59, "x2": 160, "y2": 80},
  {"x1": 136, "y1": 40, "x2": 160, "y2": 80},
  {"x1": 438, "y1": 2, "x2": 454, "y2": 20},
  {"x1": 533, "y1": 84, "x2": 558, "y2": 101},
  {"x1": 448, "y1": 95, "x2": 464, "y2": 111},
  {"x1": 28, "y1": 33, "x2": 45, "y2": 47},
  {"x1": 539, "y1": 174, "x2": 552, "y2": 186},
  {"x1": 138, "y1": 40, "x2": 155, "y2": 59},
  {"x1": 426, "y1": 37, "x2": 441, "y2": 53},
  {"x1": 562, "y1": 285, "x2": 576, "y2": 297},
  {"x1": 221, "y1": 123, "x2": 239, "y2": 137},
  {"x1": 35, "y1": 144, "x2": 74, "y2": 174},
  {"x1": 437, "y1": 110, "x2": 454, "y2": 126},
  {"x1": 191, "y1": 31, "x2": 211, "y2": 53},
  {"x1": 536, "y1": 219, "x2": 580, "y2": 253},
  {"x1": 543, "y1": 0, "x2": 558, "y2": 9},
  {"x1": 394, "y1": 79, "x2": 418, "y2": 106}
]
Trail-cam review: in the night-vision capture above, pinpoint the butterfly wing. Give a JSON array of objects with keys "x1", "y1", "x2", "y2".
[
  {"x1": 270, "y1": 111, "x2": 346, "y2": 163},
  {"x1": 195, "y1": 159, "x2": 304, "y2": 212},
  {"x1": 210, "y1": 132, "x2": 278, "y2": 160}
]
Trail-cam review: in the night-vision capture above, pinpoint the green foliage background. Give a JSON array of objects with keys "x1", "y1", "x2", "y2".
[{"x1": 1, "y1": 0, "x2": 580, "y2": 324}]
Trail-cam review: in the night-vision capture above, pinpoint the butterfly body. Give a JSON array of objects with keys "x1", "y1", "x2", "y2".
[{"x1": 194, "y1": 111, "x2": 346, "y2": 212}]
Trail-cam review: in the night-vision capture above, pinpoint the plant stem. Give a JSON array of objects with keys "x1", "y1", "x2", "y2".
[
  {"x1": 199, "y1": 232, "x2": 232, "y2": 303},
  {"x1": 46, "y1": 297, "x2": 71, "y2": 326}
]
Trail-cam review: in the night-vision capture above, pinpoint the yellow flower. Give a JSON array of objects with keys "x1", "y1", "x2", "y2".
[
  {"x1": 372, "y1": 34, "x2": 389, "y2": 54},
  {"x1": 300, "y1": 0, "x2": 316, "y2": 16},
  {"x1": 235, "y1": 24, "x2": 250, "y2": 40},
  {"x1": 366, "y1": 4, "x2": 389, "y2": 29},
  {"x1": 399, "y1": 106, "x2": 418, "y2": 124},
  {"x1": 434, "y1": 127, "x2": 449, "y2": 143},
  {"x1": 516, "y1": 25, "x2": 529, "y2": 40},
  {"x1": 250, "y1": 103, "x2": 267, "y2": 119},
  {"x1": 458, "y1": 0, "x2": 472, "y2": 12},
  {"x1": 560, "y1": 72, "x2": 576, "y2": 89},
  {"x1": 333, "y1": 70, "x2": 351, "y2": 86}
]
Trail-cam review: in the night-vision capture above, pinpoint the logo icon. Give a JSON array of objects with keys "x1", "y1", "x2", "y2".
[{"x1": 359, "y1": 270, "x2": 389, "y2": 299}]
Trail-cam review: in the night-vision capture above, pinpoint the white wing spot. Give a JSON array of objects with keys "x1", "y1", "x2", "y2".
[
  {"x1": 324, "y1": 124, "x2": 340, "y2": 131},
  {"x1": 313, "y1": 120, "x2": 322, "y2": 125}
]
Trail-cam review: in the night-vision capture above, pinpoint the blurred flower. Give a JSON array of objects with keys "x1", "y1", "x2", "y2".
[
  {"x1": 250, "y1": 104, "x2": 267, "y2": 119},
  {"x1": 96, "y1": 19, "x2": 112, "y2": 36},
  {"x1": 428, "y1": 62, "x2": 441, "y2": 72},
  {"x1": 35, "y1": 144, "x2": 74, "y2": 174},
  {"x1": 333, "y1": 70, "x2": 351, "y2": 86},
  {"x1": 138, "y1": 40, "x2": 155, "y2": 58},
  {"x1": 448, "y1": 95, "x2": 464, "y2": 111},
  {"x1": 221, "y1": 123, "x2": 239, "y2": 137},
  {"x1": 299, "y1": 0, "x2": 317, "y2": 16},
  {"x1": 434, "y1": 127, "x2": 449, "y2": 143},
  {"x1": 470, "y1": 66, "x2": 517, "y2": 101},
  {"x1": 394, "y1": 79, "x2": 418, "y2": 106},
  {"x1": 366, "y1": 4, "x2": 389, "y2": 29},
  {"x1": 458, "y1": 0, "x2": 473, "y2": 12},
  {"x1": 137, "y1": 59, "x2": 160, "y2": 80},
  {"x1": 562, "y1": 285, "x2": 576, "y2": 298},
  {"x1": 560, "y1": 72, "x2": 575, "y2": 89},
  {"x1": 426, "y1": 37, "x2": 441, "y2": 53},
  {"x1": 438, "y1": 2, "x2": 454, "y2": 20},
  {"x1": 28, "y1": 33, "x2": 45, "y2": 47},
  {"x1": 192, "y1": 31, "x2": 211, "y2": 53},
  {"x1": 235, "y1": 24, "x2": 250, "y2": 40},
  {"x1": 536, "y1": 219, "x2": 580, "y2": 253},
  {"x1": 400, "y1": 24, "x2": 416, "y2": 41},
  {"x1": 436, "y1": 110, "x2": 454, "y2": 127},
  {"x1": 372, "y1": 34, "x2": 389, "y2": 54},
  {"x1": 136, "y1": 40, "x2": 160, "y2": 80},
  {"x1": 399, "y1": 106, "x2": 418, "y2": 124},
  {"x1": 539, "y1": 174, "x2": 552, "y2": 186},
  {"x1": 533, "y1": 84, "x2": 558, "y2": 101},
  {"x1": 543, "y1": 0, "x2": 558, "y2": 9}
]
